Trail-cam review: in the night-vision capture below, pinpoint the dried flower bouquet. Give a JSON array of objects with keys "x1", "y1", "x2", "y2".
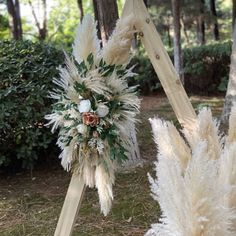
[{"x1": 45, "y1": 14, "x2": 140, "y2": 216}]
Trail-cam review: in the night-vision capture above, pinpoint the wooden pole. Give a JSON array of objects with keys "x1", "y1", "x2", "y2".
[
  {"x1": 133, "y1": 0, "x2": 197, "y2": 129},
  {"x1": 54, "y1": 174, "x2": 85, "y2": 236}
]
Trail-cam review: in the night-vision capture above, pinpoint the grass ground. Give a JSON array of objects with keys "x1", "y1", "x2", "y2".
[{"x1": 0, "y1": 95, "x2": 224, "y2": 236}]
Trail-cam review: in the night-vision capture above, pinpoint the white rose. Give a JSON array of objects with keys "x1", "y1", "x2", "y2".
[
  {"x1": 78, "y1": 99, "x2": 91, "y2": 113},
  {"x1": 97, "y1": 104, "x2": 109, "y2": 117},
  {"x1": 76, "y1": 124, "x2": 87, "y2": 134}
]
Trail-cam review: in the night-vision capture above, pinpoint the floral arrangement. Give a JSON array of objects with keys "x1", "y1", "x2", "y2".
[
  {"x1": 45, "y1": 14, "x2": 140, "y2": 216},
  {"x1": 146, "y1": 106, "x2": 236, "y2": 236}
]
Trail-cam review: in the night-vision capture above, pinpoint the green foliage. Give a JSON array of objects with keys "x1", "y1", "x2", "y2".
[
  {"x1": 129, "y1": 41, "x2": 232, "y2": 95},
  {"x1": 0, "y1": 40, "x2": 64, "y2": 169},
  {"x1": 47, "y1": 0, "x2": 93, "y2": 49},
  {"x1": 183, "y1": 41, "x2": 231, "y2": 94},
  {"x1": 0, "y1": 14, "x2": 10, "y2": 39},
  {"x1": 129, "y1": 54, "x2": 161, "y2": 95}
]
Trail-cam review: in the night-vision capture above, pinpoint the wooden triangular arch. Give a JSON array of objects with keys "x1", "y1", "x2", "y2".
[{"x1": 54, "y1": 1, "x2": 197, "y2": 235}]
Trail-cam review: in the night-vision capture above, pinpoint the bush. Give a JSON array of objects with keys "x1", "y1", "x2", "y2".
[
  {"x1": 129, "y1": 55, "x2": 161, "y2": 95},
  {"x1": 183, "y1": 41, "x2": 231, "y2": 94},
  {"x1": 129, "y1": 41, "x2": 232, "y2": 95},
  {"x1": 0, "y1": 40, "x2": 64, "y2": 169}
]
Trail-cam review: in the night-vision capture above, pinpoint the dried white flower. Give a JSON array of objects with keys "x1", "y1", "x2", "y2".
[
  {"x1": 97, "y1": 104, "x2": 109, "y2": 117},
  {"x1": 78, "y1": 99, "x2": 91, "y2": 113}
]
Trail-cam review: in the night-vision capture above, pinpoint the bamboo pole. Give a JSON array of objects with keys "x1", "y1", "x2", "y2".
[
  {"x1": 54, "y1": 174, "x2": 85, "y2": 236},
  {"x1": 133, "y1": 0, "x2": 197, "y2": 129}
]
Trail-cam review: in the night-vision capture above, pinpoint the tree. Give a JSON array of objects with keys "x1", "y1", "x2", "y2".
[
  {"x1": 197, "y1": 0, "x2": 205, "y2": 45},
  {"x1": 233, "y1": 0, "x2": 236, "y2": 29},
  {"x1": 221, "y1": 24, "x2": 236, "y2": 125},
  {"x1": 77, "y1": 0, "x2": 84, "y2": 23},
  {"x1": 92, "y1": 0, "x2": 119, "y2": 46},
  {"x1": 221, "y1": 1, "x2": 236, "y2": 125},
  {"x1": 28, "y1": 0, "x2": 47, "y2": 40},
  {"x1": 171, "y1": 0, "x2": 184, "y2": 84},
  {"x1": 6, "y1": 0, "x2": 22, "y2": 39},
  {"x1": 92, "y1": 0, "x2": 101, "y2": 41},
  {"x1": 210, "y1": 0, "x2": 219, "y2": 40}
]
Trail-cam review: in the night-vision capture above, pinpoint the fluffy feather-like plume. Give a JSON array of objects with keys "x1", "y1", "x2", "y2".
[
  {"x1": 102, "y1": 16, "x2": 136, "y2": 65},
  {"x1": 219, "y1": 103, "x2": 236, "y2": 231},
  {"x1": 226, "y1": 102, "x2": 236, "y2": 145},
  {"x1": 183, "y1": 107, "x2": 222, "y2": 160},
  {"x1": 73, "y1": 14, "x2": 100, "y2": 64},
  {"x1": 146, "y1": 110, "x2": 236, "y2": 236},
  {"x1": 149, "y1": 118, "x2": 191, "y2": 171},
  {"x1": 95, "y1": 152, "x2": 116, "y2": 216}
]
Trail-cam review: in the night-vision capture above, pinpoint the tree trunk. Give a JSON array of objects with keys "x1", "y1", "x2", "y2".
[
  {"x1": 92, "y1": 0, "x2": 119, "y2": 46},
  {"x1": 41, "y1": 0, "x2": 47, "y2": 40},
  {"x1": 143, "y1": 0, "x2": 150, "y2": 8},
  {"x1": 77, "y1": 0, "x2": 84, "y2": 23},
  {"x1": 221, "y1": 23, "x2": 236, "y2": 125},
  {"x1": 6, "y1": 0, "x2": 22, "y2": 40},
  {"x1": 210, "y1": 0, "x2": 219, "y2": 41},
  {"x1": 197, "y1": 0, "x2": 205, "y2": 45},
  {"x1": 233, "y1": 0, "x2": 236, "y2": 29},
  {"x1": 28, "y1": 0, "x2": 47, "y2": 40},
  {"x1": 171, "y1": 0, "x2": 184, "y2": 84},
  {"x1": 181, "y1": 17, "x2": 190, "y2": 45},
  {"x1": 92, "y1": 0, "x2": 101, "y2": 41}
]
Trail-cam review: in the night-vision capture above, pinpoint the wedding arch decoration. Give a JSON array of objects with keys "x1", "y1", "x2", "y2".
[
  {"x1": 45, "y1": 14, "x2": 140, "y2": 216},
  {"x1": 47, "y1": 0, "x2": 197, "y2": 236}
]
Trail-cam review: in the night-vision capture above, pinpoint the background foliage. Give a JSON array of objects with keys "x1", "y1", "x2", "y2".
[
  {"x1": 130, "y1": 41, "x2": 232, "y2": 95},
  {"x1": 0, "y1": 40, "x2": 64, "y2": 169}
]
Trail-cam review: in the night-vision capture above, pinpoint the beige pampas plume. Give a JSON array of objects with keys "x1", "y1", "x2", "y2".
[
  {"x1": 149, "y1": 118, "x2": 191, "y2": 171},
  {"x1": 183, "y1": 107, "x2": 222, "y2": 160},
  {"x1": 72, "y1": 14, "x2": 100, "y2": 64},
  {"x1": 219, "y1": 144, "x2": 236, "y2": 230},
  {"x1": 95, "y1": 159, "x2": 115, "y2": 216},
  {"x1": 219, "y1": 103, "x2": 236, "y2": 231},
  {"x1": 82, "y1": 160, "x2": 96, "y2": 188},
  {"x1": 146, "y1": 111, "x2": 236, "y2": 236},
  {"x1": 102, "y1": 16, "x2": 136, "y2": 66},
  {"x1": 226, "y1": 102, "x2": 236, "y2": 145}
]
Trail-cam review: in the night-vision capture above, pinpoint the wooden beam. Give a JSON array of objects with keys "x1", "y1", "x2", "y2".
[
  {"x1": 132, "y1": 0, "x2": 197, "y2": 130},
  {"x1": 54, "y1": 174, "x2": 85, "y2": 236}
]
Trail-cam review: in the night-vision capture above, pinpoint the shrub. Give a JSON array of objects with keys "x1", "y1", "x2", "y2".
[
  {"x1": 129, "y1": 55, "x2": 161, "y2": 95},
  {"x1": 183, "y1": 41, "x2": 231, "y2": 94},
  {"x1": 129, "y1": 41, "x2": 232, "y2": 95},
  {"x1": 0, "y1": 40, "x2": 64, "y2": 169}
]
